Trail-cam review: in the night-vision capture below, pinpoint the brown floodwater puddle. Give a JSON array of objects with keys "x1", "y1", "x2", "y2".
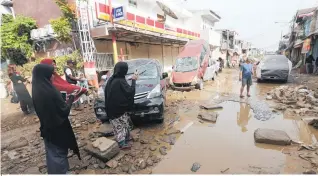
[
  {"x1": 153, "y1": 69, "x2": 318, "y2": 174},
  {"x1": 153, "y1": 100, "x2": 318, "y2": 174}
]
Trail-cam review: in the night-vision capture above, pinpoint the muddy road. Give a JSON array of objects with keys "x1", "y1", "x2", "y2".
[{"x1": 1, "y1": 68, "x2": 318, "y2": 174}]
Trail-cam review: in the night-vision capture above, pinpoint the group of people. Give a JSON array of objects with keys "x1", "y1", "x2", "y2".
[
  {"x1": 27, "y1": 59, "x2": 138, "y2": 174},
  {"x1": 305, "y1": 55, "x2": 318, "y2": 74}
]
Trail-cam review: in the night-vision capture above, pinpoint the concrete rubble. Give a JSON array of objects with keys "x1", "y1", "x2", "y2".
[
  {"x1": 84, "y1": 137, "x2": 120, "y2": 162},
  {"x1": 197, "y1": 111, "x2": 218, "y2": 122},
  {"x1": 268, "y1": 85, "x2": 318, "y2": 116},
  {"x1": 254, "y1": 128, "x2": 292, "y2": 146}
]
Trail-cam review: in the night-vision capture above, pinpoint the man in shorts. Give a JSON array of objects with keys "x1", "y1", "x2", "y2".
[{"x1": 239, "y1": 58, "x2": 253, "y2": 98}]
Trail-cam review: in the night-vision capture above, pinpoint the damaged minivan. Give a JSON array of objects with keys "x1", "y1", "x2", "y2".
[{"x1": 169, "y1": 39, "x2": 215, "y2": 90}]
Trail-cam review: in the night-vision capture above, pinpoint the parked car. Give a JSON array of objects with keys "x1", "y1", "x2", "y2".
[
  {"x1": 170, "y1": 39, "x2": 212, "y2": 90},
  {"x1": 256, "y1": 55, "x2": 292, "y2": 82},
  {"x1": 94, "y1": 59, "x2": 168, "y2": 123}
]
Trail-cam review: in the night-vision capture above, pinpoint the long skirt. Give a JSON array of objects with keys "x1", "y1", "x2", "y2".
[
  {"x1": 109, "y1": 113, "x2": 133, "y2": 144},
  {"x1": 44, "y1": 139, "x2": 69, "y2": 174}
]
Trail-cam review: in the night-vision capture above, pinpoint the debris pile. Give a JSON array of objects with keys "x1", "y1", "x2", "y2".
[{"x1": 268, "y1": 85, "x2": 318, "y2": 116}]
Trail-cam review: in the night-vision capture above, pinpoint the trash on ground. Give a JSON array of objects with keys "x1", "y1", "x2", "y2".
[
  {"x1": 221, "y1": 168, "x2": 230, "y2": 173},
  {"x1": 191, "y1": 162, "x2": 201, "y2": 172}
]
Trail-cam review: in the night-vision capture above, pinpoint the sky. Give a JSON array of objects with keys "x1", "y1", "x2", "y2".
[{"x1": 178, "y1": 0, "x2": 318, "y2": 51}]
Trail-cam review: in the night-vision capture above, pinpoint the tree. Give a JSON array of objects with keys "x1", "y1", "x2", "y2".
[
  {"x1": 1, "y1": 15, "x2": 37, "y2": 65},
  {"x1": 50, "y1": 17, "x2": 72, "y2": 43}
]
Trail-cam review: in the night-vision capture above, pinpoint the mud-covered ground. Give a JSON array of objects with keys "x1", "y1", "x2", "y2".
[{"x1": 1, "y1": 68, "x2": 318, "y2": 174}]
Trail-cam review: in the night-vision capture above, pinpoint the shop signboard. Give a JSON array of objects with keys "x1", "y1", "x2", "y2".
[{"x1": 112, "y1": 6, "x2": 126, "y2": 22}]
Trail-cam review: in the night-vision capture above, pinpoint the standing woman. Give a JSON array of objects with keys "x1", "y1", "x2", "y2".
[
  {"x1": 8, "y1": 67, "x2": 34, "y2": 114},
  {"x1": 32, "y1": 64, "x2": 81, "y2": 174},
  {"x1": 105, "y1": 62, "x2": 137, "y2": 149}
]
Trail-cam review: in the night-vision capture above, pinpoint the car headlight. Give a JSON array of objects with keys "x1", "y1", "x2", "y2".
[
  {"x1": 147, "y1": 84, "x2": 161, "y2": 99},
  {"x1": 191, "y1": 76, "x2": 198, "y2": 85}
]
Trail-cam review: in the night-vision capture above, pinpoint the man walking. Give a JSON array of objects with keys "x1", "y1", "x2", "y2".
[
  {"x1": 239, "y1": 58, "x2": 253, "y2": 98},
  {"x1": 64, "y1": 60, "x2": 81, "y2": 85}
]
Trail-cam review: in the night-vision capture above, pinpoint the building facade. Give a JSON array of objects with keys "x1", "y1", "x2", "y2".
[{"x1": 88, "y1": 0, "x2": 221, "y2": 72}]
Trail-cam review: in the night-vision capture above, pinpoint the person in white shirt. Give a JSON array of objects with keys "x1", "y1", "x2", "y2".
[{"x1": 64, "y1": 60, "x2": 81, "y2": 85}]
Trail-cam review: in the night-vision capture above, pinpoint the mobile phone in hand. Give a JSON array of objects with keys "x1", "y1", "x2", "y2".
[{"x1": 61, "y1": 91, "x2": 67, "y2": 101}]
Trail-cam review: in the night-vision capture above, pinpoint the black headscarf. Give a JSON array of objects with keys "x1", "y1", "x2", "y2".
[
  {"x1": 32, "y1": 64, "x2": 80, "y2": 159},
  {"x1": 105, "y1": 62, "x2": 136, "y2": 119}
]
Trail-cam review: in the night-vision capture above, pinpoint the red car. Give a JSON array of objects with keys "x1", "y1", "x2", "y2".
[{"x1": 170, "y1": 39, "x2": 211, "y2": 90}]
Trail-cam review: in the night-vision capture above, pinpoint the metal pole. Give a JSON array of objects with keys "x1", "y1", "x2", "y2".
[{"x1": 109, "y1": 0, "x2": 118, "y2": 64}]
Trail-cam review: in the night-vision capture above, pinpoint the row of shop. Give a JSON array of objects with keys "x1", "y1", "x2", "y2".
[{"x1": 285, "y1": 7, "x2": 318, "y2": 72}]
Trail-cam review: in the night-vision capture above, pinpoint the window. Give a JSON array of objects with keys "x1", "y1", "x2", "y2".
[{"x1": 129, "y1": 0, "x2": 137, "y2": 7}]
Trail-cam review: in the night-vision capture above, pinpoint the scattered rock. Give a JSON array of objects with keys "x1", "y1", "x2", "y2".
[
  {"x1": 149, "y1": 146, "x2": 157, "y2": 151},
  {"x1": 75, "y1": 123, "x2": 81, "y2": 128},
  {"x1": 98, "y1": 123, "x2": 113, "y2": 134},
  {"x1": 24, "y1": 167, "x2": 41, "y2": 174},
  {"x1": 7, "y1": 137, "x2": 29, "y2": 150},
  {"x1": 88, "y1": 118, "x2": 97, "y2": 124},
  {"x1": 266, "y1": 95, "x2": 273, "y2": 100},
  {"x1": 308, "y1": 119, "x2": 318, "y2": 129},
  {"x1": 99, "y1": 162, "x2": 106, "y2": 169},
  {"x1": 146, "y1": 158, "x2": 153, "y2": 166},
  {"x1": 151, "y1": 155, "x2": 160, "y2": 163},
  {"x1": 84, "y1": 137, "x2": 120, "y2": 162},
  {"x1": 254, "y1": 128, "x2": 291, "y2": 146},
  {"x1": 159, "y1": 146, "x2": 167, "y2": 155},
  {"x1": 303, "y1": 170, "x2": 317, "y2": 174},
  {"x1": 191, "y1": 162, "x2": 201, "y2": 172},
  {"x1": 106, "y1": 159, "x2": 118, "y2": 168},
  {"x1": 199, "y1": 103, "x2": 223, "y2": 110},
  {"x1": 114, "y1": 152, "x2": 126, "y2": 161},
  {"x1": 164, "y1": 129, "x2": 180, "y2": 135},
  {"x1": 121, "y1": 164, "x2": 130, "y2": 173},
  {"x1": 93, "y1": 164, "x2": 99, "y2": 169},
  {"x1": 139, "y1": 159, "x2": 147, "y2": 169},
  {"x1": 140, "y1": 139, "x2": 150, "y2": 144},
  {"x1": 298, "y1": 89, "x2": 309, "y2": 94},
  {"x1": 135, "y1": 168, "x2": 152, "y2": 174},
  {"x1": 197, "y1": 111, "x2": 218, "y2": 122},
  {"x1": 130, "y1": 128, "x2": 141, "y2": 142}
]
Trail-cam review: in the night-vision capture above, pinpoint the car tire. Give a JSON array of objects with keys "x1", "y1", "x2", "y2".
[
  {"x1": 257, "y1": 78, "x2": 262, "y2": 83},
  {"x1": 155, "y1": 118, "x2": 164, "y2": 124}
]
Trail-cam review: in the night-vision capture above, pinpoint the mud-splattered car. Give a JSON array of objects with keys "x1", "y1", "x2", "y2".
[
  {"x1": 94, "y1": 59, "x2": 168, "y2": 123},
  {"x1": 169, "y1": 39, "x2": 215, "y2": 90},
  {"x1": 256, "y1": 55, "x2": 292, "y2": 82}
]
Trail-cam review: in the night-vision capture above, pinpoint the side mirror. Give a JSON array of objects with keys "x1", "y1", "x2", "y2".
[{"x1": 162, "y1": 72, "x2": 168, "y2": 79}]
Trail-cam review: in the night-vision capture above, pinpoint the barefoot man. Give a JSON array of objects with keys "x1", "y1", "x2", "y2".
[{"x1": 239, "y1": 58, "x2": 253, "y2": 98}]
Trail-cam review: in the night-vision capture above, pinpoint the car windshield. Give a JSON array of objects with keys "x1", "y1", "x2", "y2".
[
  {"x1": 175, "y1": 57, "x2": 198, "y2": 72},
  {"x1": 126, "y1": 61, "x2": 158, "y2": 79}
]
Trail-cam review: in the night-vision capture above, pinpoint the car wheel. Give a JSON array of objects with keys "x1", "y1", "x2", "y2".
[
  {"x1": 257, "y1": 78, "x2": 262, "y2": 83},
  {"x1": 155, "y1": 118, "x2": 164, "y2": 124}
]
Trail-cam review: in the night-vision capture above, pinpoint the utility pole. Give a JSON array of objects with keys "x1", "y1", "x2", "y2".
[{"x1": 108, "y1": 0, "x2": 119, "y2": 64}]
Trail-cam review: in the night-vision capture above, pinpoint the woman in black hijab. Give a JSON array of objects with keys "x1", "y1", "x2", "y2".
[
  {"x1": 8, "y1": 68, "x2": 34, "y2": 114},
  {"x1": 32, "y1": 64, "x2": 80, "y2": 174},
  {"x1": 105, "y1": 62, "x2": 137, "y2": 149}
]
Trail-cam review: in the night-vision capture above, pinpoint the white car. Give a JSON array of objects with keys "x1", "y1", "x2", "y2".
[
  {"x1": 256, "y1": 55, "x2": 292, "y2": 82},
  {"x1": 203, "y1": 58, "x2": 217, "y2": 81}
]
